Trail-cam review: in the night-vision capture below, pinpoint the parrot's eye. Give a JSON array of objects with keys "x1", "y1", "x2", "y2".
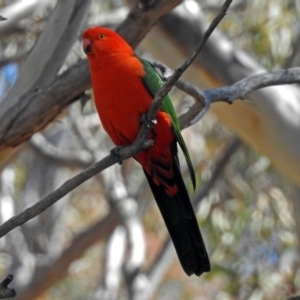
[{"x1": 99, "y1": 33, "x2": 105, "y2": 39}]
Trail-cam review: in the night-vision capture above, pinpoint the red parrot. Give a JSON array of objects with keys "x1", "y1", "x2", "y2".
[{"x1": 82, "y1": 27, "x2": 210, "y2": 276}]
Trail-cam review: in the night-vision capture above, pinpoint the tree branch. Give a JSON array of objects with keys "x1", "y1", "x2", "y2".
[
  {"x1": 205, "y1": 67, "x2": 300, "y2": 103},
  {"x1": 0, "y1": 60, "x2": 90, "y2": 149},
  {"x1": 118, "y1": 0, "x2": 182, "y2": 48},
  {"x1": 146, "y1": 0, "x2": 232, "y2": 120},
  {"x1": 151, "y1": 61, "x2": 207, "y2": 128}
]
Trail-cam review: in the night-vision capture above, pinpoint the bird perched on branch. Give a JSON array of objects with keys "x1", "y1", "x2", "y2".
[{"x1": 82, "y1": 27, "x2": 210, "y2": 276}]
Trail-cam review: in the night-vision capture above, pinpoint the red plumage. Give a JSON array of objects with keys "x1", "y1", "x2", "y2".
[{"x1": 83, "y1": 27, "x2": 210, "y2": 276}]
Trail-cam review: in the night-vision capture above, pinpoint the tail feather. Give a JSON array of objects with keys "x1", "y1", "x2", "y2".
[{"x1": 143, "y1": 159, "x2": 210, "y2": 276}]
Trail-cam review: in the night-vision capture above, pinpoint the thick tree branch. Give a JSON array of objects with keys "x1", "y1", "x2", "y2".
[
  {"x1": 0, "y1": 60, "x2": 90, "y2": 149},
  {"x1": 118, "y1": 0, "x2": 182, "y2": 47}
]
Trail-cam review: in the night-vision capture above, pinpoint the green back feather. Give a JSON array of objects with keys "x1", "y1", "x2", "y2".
[{"x1": 141, "y1": 59, "x2": 196, "y2": 190}]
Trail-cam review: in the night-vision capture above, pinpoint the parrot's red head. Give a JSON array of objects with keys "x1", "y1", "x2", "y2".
[{"x1": 82, "y1": 27, "x2": 134, "y2": 60}]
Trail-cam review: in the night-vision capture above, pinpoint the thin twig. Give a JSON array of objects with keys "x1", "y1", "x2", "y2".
[
  {"x1": 151, "y1": 61, "x2": 207, "y2": 128},
  {"x1": 147, "y1": 0, "x2": 233, "y2": 119},
  {"x1": 205, "y1": 67, "x2": 300, "y2": 103},
  {"x1": 176, "y1": 79, "x2": 209, "y2": 128}
]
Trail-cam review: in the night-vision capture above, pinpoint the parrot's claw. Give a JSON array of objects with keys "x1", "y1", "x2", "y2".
[
  {"x1": 141, "y1": 114, "x2": 156, "y2": 128},
  {"x1": 110, "y1": 147, "x2": 123, "y2": 165}
]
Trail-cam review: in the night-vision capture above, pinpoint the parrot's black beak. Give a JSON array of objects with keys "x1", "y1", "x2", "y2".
[{"x1": 83, "y1": 38, "x2": 92, "y2": 54}]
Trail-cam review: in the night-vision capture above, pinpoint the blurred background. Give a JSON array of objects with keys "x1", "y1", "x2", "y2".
[{"x1": 0, "y1": 0, "x2": 300, "y2": 299}]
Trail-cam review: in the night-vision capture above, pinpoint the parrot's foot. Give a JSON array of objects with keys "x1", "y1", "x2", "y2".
[
  {"x1": 141, "y1": 114, "x2": 157, "y2": 129},
  {"x1": 110, "y1": 147, "x2": 123, "y2": 165}
]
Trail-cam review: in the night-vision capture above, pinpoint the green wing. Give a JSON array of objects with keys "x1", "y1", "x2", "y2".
[{"x1": 141, "y1": 59, "x2": 196, "y2": 190}]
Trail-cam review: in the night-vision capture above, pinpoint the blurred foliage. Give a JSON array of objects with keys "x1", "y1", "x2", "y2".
[
  {"x1": 207, "y1": 0, "x2": 300, "y2": 68},
  {"x1": 0, "y1": 0, "x2": 299, "y2": 300},
  {"x1": 196, "y1": 2, "x2": 300, "y2": 299}
]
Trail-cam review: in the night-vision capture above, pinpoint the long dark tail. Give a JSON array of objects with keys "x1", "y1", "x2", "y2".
[{"x1": 143, "y1": 158, "x2": 211, "y2": 276}]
